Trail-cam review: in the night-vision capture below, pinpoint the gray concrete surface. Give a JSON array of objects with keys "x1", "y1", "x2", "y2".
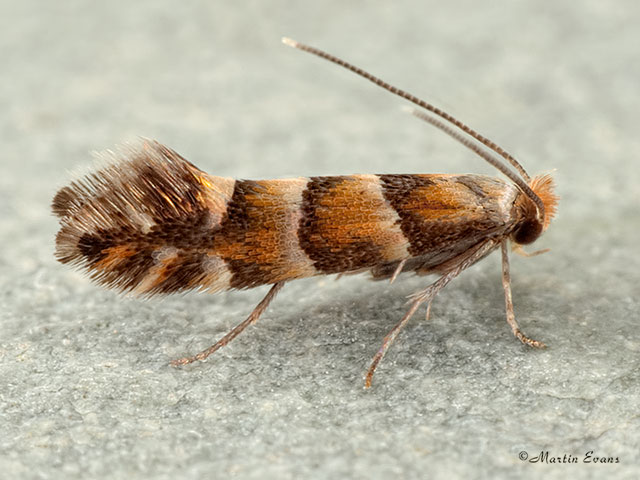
[{"x1": 1, "y1": 1, "x2": 639, "y2": 479}]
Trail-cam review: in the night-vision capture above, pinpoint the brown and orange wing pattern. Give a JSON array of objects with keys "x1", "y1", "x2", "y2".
[{"x1": 53, "y1": 142, "x2": 519, "y2": 295}]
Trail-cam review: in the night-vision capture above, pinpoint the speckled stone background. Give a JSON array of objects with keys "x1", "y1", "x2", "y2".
[{"x1": 1, "y1": 1, "x2": 639, "y2": 479}]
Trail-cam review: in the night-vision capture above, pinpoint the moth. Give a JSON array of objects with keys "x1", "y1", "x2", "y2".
[{"x1": 52, "y1": 38, "x2": 558, "y2": 387}]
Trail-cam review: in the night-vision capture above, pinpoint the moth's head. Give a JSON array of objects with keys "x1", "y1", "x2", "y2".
[{"x1": 511, "y1": 173, "x2": 558, "y2": 245}]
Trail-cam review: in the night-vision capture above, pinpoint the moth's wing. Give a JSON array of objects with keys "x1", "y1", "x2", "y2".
[
  {"x1": 263, "y1": 173, "x2": 518, "y2": 281},
  {"x1": 367, "y1": 174, "x2": 519, "y2": 280},
  {"x1": 54, "y1": 156, "x2": 518, "y2": 295},
  {"x1": 53, "y1": 141, "x2": 237, "y2": 295}
]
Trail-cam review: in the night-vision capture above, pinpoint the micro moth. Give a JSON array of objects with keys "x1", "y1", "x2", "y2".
[{"x1": 52, "y1": 38, "x2": 558, "y2": 387}]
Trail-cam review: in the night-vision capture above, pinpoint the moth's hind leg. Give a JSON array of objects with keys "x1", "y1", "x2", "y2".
[
  {"x1": 171, "y1": 281, "x2": 285, "y2": 366},
  {"x1": 365, "y1": 239, "x2": 499, "y2": 388},
  {"x1": 366, "y1": 264, "x2": 469, "y2": 388},
  {"x1": 501, "y1": 241, "x2": 545, "y2": 348},
  {"x1": 365, "y1": 296, "x2": 435, "y2": 389}
]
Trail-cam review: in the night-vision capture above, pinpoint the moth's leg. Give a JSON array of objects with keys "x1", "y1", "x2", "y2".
[
  {"x1": 366, "y1": 271, "x2": 461, "y2": 388},
  {"x1": 368, "y1": 298, "x2": 432, "y2": 369},
  {"x1": 365, "y1": 296, "x2": 424, "y2": 388},
  {"x1": 424, "y1": 300, "x2": 432, "y2": 322},
  {"x1": 365, "y1": 239, "x2": 499, "y2": 388},
  {"x1": 512, "y1": 243, "x2": 549, "y2": 258},
  {"x1": 389, "y1": 259, "x2": 407, "y2": 285},
  {"x1": 501, "y1": 241, "x2": 545, "y2": 348},
  {"x1": 171, "y1": 281, "x2": 285, "y2": 366}
]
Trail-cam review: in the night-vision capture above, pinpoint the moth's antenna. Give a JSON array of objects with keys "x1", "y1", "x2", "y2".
[
  {"x1": 405, "y1": 107, "x2": 545, "y2": 218},
  {"x1": 282, "y1": 37, "x2": 531, "y2": 183}
]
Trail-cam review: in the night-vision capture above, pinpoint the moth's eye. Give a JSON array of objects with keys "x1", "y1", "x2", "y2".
[{"x1": 512, "y1": 219, "x2": 542, "y2": 245}]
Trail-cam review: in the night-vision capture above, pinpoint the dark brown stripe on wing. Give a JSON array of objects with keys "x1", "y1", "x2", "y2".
[
  {"x1": 211, "y1": 179, "x2": 264, "y2": 289},
  {"x1": 212, "y1": 178, "x2": 317, "y2": 289},
  {"x1": 70, "y1": 198, "x2": 217, "y2": 293},
  {"x1": 379, "y1": 174, "x2": 508, "y2": 258},
  {"x1": 379, "y1": 174, "x2": 440, "y2": 256},
  {"x1": 147, "y1": 251, "x2": 208, "y2": 294},
  {"x1": 455, "y1": 175, "x2": 489, "y2": 201},
  {"x1": 298, "y1": 176, "x2": 385, "y2": 274},
  {"x1": 74, "y1": 230, "x2": 157, "y2": 291}
]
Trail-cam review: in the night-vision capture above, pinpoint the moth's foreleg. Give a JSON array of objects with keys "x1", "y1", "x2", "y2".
[
  {"x1": 171, "y1": 281, "x2": 286, "y2": 366},
  {"x1": 501, "y1": 241, "x2": 546, "y2": 348}
]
